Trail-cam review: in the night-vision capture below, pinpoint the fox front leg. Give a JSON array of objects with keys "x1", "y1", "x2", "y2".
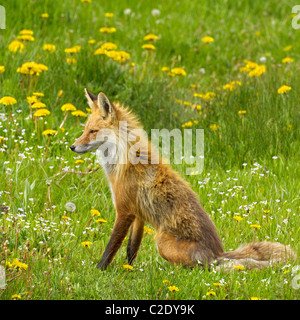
[
  {"x1": 126, "y1": 217, "x2": 144, "y2": 265},
  {"x1": 97, "y1": 214, "x2": 135, "y2": 270}
]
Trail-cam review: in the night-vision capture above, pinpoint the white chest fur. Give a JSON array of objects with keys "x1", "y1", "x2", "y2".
[{"x1": 96, "y1": 149, "x2": 116, "y2": 207}]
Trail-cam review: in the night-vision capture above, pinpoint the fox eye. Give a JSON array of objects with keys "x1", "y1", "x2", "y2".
[{"x1": 89, "y1": 129, "x2": 98, "y2": 134}]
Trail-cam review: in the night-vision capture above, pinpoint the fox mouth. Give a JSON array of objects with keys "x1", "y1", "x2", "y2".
[{"x1": 70, "y1": 143, "x2": 99, "y2": 154}]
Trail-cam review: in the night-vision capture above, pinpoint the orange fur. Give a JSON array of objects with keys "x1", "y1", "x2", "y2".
[{"x1": 71, "y1": 90, "x2": 297, "y2": 270}]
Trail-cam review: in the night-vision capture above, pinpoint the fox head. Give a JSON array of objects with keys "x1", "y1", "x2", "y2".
[{"x1": 70, "y1": 89, "x2": 119, "y2": 154}]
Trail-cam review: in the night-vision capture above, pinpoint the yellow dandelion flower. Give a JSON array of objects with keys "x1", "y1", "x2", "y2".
[
  {"x1": 143, "y1": 33, "x2": 159, "y2": 41},
  {"x1": 34, "y1": 109, "x2": 50, "y2": 117},
  {"x1": 233, "y1": 265, "x2": 245, "y2": 271},
  {"x1": 72, "y1": 110, "x2": 87, "y2": 117},
  {"x1": 182, "y1": 121, "x2": 193, "y2": 128},
  {"x1": 223, "y1": 81, "x2": 241, "y2": 91},
  {"x1": 91, "y1": 208, "x2": 101, "y2": 216},
  {"x1": 209, "y1": 124, "x2": 219, "y2": 131},
  {"x1": 282, "y1": 57, "x2": 293, "y2": 64},
  {"x1": 31, "y1": 102, "x2": 46, "y2": 109},
  {"x1": 11, "y1": 294, "x2": 22, "y2": 299},
  {"x1": 105, "y1": 12, "x2": 114, "y2": 18},
  {"x1": 250, "y1": 224, "x2": 261, "y2": 229},
  {"x1": 99, "y1": 27, "x2": 116, "y2": 33},
  {"x1": 278, "y1": 85, "x2": 291, "y2": 94},
  {"x1": 206, "y1": 291, "x2": 216, "y2": 296},
  {"x1": 123, "y1": 264, "x2": 133, "y2": 270},
  {"x1": 240, "y1": 60, "x2": 266, "y2": 77},
  {"x1": 283, "y1": 45, "x2": 292, "y2": 52},
  {"x1": 33, "y1": 92, "x2": 44, "y2": 97},
  {"x1": 12, "y1": 259, "x2": 28, "y2": 270},
  {"x1": 75, "y1": 159, "x2": 84, "y2": 164},
  {"x1": 0, "y1": 96, "x2": 17, "y2": 106},
  {"x1": 144, "y1": 226, "x2": 155, "y2": 234},
  {"x1": 96, "y1": 218, "x2": 107, "y2": 223},
  {"x1": 80, "y1": 0, "x2": 91, "y2": 2},
  {"x1": 283, "y1": 270, "x2": 290, "y2": 274},
  {"x1": 171, "y1": 67, "x2": 187, "y2": 76},
  {"x1": 205, "y1": 92, "x2": 216, "y2": 99},
  {"x1": 19, "y1": 29, "x2": 34, "y2": 35},
  {"x1": 41, "y1": 13, "x2": 49, "y2": 18},
  {"x1": 142, "y1": 43, "x2": 156, "y2": 51},
  {"x1": 263, "y1": 209, "x2": 270, "y2": 214},
  {"x1": 17, "y1": 34, "x2": 35, "y2": 41},
  {"x1": 8, "y1": 40, "x2": 25, "y2": 53},
  {"x1": 37, "y1": 63, "x2": 48, "y2": 72},
  {"x1": 64, "y1": 45, "x2": 81, "y2": 53},
  {"x1": 0, "y1": 65, "x2": 5, "y2": 73},
  {"x1": 194, "y1": 92, "x2": 216, "y2": 99},
  {"x1": 17, "y1": 62, "x2": 48, "y2": 75},
  {"x1": 58, "y1": 90, "x2": 64, "y2": 97},
  {"x1": 163, "y1": 280, "x2": 171, "y2": 285},
  {"x1": 250, "y1": 297, "x2": 260, "y2": 300},
  {"x1": 238, "y1": 110, "x2": 247, "y2": 115},
  {"x1": 105, "y1": 50, "x2": 130, "y2": 63},
  {"x1": 161, "y1": 66, "x2": 169, "y2": 72},
  {"x1": 201, "y1": 36, "x2": 214, "y2": 43},
  {"x1": 61, "y1": 103, "x2": 76, "y2": 112},
  {"x1": 233, "y1": 215, "x2": 243, "y2": 222},
  {"x1": 94, "y1": 48, "x2": 107, "y2": 55},
  {"x1": 0, "y1": 137, "x2": 4, "y2": 144},
  {"x1": 168, "y1": 286, "x2": 179, "y2": 292},
  {"x1": 101, "y1": 42, "x2": 117, "y2": 51},
  {"x1": 88, "y1": 39, "x2": 96, "y2": 44},
  {"x1": 27, "y1": 96, "x2": 38, "y2": 104},
  {"x1": 42, "y1": 129, "x2": 57, "y2": 136},
  {"x1": 81, "y1": 241, "x2": 92, "y2": 248},
  {"x1": 43, "y1": 44, "x2": 56, "y2": 53},
  {"x1": 248, "y1": 65, "x2": 266, "y2": 77},
  {"x1": 66, "y1": 58, "x2": 77, "y2": 65}
]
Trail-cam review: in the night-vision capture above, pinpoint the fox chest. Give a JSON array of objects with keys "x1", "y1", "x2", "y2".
[
  {"x1": 108, "y1": 181, "x2": 116, "y2": 207},
  {"x1": 96, "y1": 149, "x2": 116, "y2": 207}
]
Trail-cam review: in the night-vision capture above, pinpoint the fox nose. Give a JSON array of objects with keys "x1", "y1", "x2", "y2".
[{"x1": 70, "y1": 145, "x2": 75, "y2": 152}]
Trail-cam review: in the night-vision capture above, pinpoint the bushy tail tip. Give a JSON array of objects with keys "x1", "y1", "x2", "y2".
[{"x1": 216, "y1": 241, "x2": 297, "y2": 271}]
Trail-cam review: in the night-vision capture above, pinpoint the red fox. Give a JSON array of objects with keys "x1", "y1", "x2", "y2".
[{"x1": 70, "y1": 89, "x2": 296, "y2": 271}]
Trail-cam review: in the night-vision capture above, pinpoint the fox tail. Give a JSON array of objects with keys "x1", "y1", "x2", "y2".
[{"x1": 216, "y1": 241, "x2": 297, "y2": 271}]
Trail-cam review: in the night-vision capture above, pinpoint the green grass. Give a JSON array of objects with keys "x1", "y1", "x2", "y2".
[{"x1": 0, "y1": 0, "x2": 299, "y2": 300}]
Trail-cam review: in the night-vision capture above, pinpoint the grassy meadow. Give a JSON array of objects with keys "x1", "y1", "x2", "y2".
[{"x1": 0, "y1": 0, "x2": 299, "y2": 300}]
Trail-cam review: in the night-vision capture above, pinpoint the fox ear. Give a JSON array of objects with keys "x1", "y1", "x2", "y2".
[
  {"x1": 84, "y1": 88, "x2": 98, "y2": 110},
  {"x1": 97, "y1": 92, "x2": 116, "y2": 119}
]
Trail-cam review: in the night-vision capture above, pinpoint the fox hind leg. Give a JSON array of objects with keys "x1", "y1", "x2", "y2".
[{"x1": 155, "y1": 231, "x2": 200, "y2": 267}]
